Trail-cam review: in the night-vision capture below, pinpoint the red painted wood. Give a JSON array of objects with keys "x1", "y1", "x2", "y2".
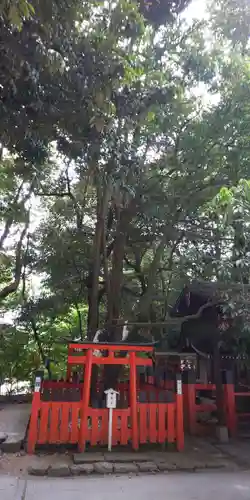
[
  {"x1": 167, "y1": 403, "x2": 175, "y2": 443},
  {"x1": 99, "y1": 410, "x2": 109, "y2": 445},
  {"x1": 69, "y1": 343, "x2": 153, "y2": 352},
  {"x1": 92, "y1": 358, "x2": 130, "y2": 365},
  {"x1": 120, "y1": 410, "x2": 130, "y2": 445},
  {"x1": 69, "y1": 405, "x2": 80, "y2": 443},
  {"x1": 148, "y1": 404, "x2": 157, "y2": 443},
  {"x1": 38, "y1": 404, "x2": 49, "y2": 444},
  {"x1": 112, "y1": 411, "x2": 120, "y2": 446},
  {"x1": 138, "y1": 404, "x2": 148, "y2": 444},
  {"x1": 68, "y1": 356, "x2": 126, "y2": 365},
  {"x1": 60, "y1": 404, "x2": 70, "y2": 442},
  {"x1": 68, "y1": 356, "x2": 152, "y2": 367},
  {"x1": 49, "y1": 403, "x2": 60, "y2": 443},
  {"x1": 185, "y1": 384, "x2": 196, "y2": 435},
  {"x1": 164, "y1": 380, "x2": 174, "y2": 390},
  {"x1": 79, "y1": 349, "x2": 93, "y2": 452},
  {"x1": 42, "y1": 381, "x2": 83, "y2": 390},
  {"x1": 130, "y1": 351, "x2": 139, "y2": 450},
  {"x1": 67, "y1": 355, "x2": 86, "y2": 365},
  {"x1": 195, "y1": 384, "x2": 216, "y2": 391},
  {"x1": 223, "y1": 384, "x2": 236, "y2": 437},
  {"x1": 176, "y1": 393, "x2": 184, "y2": 451},
  {"x1": 27, "y1": 390, "x2": 41, "y2": 453},
  {"x1": 90, "y1": 411, "x2": 99, "y2": 445},
  {"x1": 158, "y1": 404, "x2": 167, "y2": 443}
]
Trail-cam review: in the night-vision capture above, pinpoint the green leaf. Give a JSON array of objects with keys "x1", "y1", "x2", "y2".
[{"x1": 8, "y1": 5, "x2": 22, "y2": 29}]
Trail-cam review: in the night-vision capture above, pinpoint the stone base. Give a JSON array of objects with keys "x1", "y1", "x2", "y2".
[
  {"x1": 28, "y1": 461, "x2": 49, "y2": 476},
  {"x1": 0, "y1": 432, "x2": 7, "y2": 444},
  {"x1": 113, "y1": 463, "x2": 138, "y2": 474},
  {"x1": 216, "y1": 426, "x2": 229, "y2": 443},
  {"x1": 48, "y1": 463, "x2": 71, "y2": 477},
  {"x1": 73, "y1": 452, "x2": 104, "y2": 464},
  {"x1": 0, "y1": 433, "x2": 23, "y2": 453},
  {"x1": 70, "y1": 464, "x2": 94, "y2": 475},
  {"x1": 94, "y1": 462, "x2": 113, "y2": 474}
]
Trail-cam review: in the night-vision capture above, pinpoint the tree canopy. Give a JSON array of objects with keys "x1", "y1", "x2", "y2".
[{"x1": 1, "y1": 0, "x2": 250, "y2": 387}]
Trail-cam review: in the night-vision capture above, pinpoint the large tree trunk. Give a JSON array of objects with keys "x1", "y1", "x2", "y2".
[
  {"x1": 102, "y1": 199, "x2": 138, "y2": 390},
  {"x1": 213, "y1": 340, "x2": 225, "y2": 426},
  {"x1": 88, "y1": 185, "x2": 110, "y2": 338},
  {"x1": 106, "y1": 198, "x2": 137, "y2": 334},
  {"x1": 106, "y1": 231, "x2": 126, "y2": 336},
  {"x1": 88, "y1": 215, "x2": 103, "y2": 338},
  {"x1": 129, "y1": 236, "x2": 167, "y2": 338}
]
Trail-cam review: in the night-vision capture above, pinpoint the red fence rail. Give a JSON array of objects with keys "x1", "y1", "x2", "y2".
[
  {"x1": 27, "y1": 397, "x2": 181, "y2": 452},
  {"x1": 224, "y1": 385, "x2": 250, "y2": 437},
  {"x1": 27, "y1": 345, "x2": 184, "y2": 453},
  {"x1": 183, "y1": 383, "x2": 217, "y2": 436}
]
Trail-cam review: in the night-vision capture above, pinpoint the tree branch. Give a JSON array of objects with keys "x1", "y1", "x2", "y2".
[
  {"x1": 0, "y1": 217, "x2": 29, "y2": 300},
  {"x1": 114, "y1": 300, "x2": 219, "y2": 328},
  {"x1": 124, "y1": 253, "x2": 147, "y2": 294},
  {"x1": 0, "y1": 216, "x2": 14, "y2": 249},
  {"x1": 30, "y1": 317, "x2": 46, "y2": 366},
  {"x1": 0, "y1": 180, "x2": 26, "y2": 249},
  {"x1": 20, "y1": 234, "x2": 47, "y2": 370}
]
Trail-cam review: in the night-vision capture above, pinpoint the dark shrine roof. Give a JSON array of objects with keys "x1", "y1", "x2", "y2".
[{"x1": 171, "y1": 279, "x2": 228, "y2": 318}]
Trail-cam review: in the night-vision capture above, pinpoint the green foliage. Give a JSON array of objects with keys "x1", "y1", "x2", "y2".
[
  {"x1": 2, "y1": 0, "x2": 250, "y2": 384},
  {"x1": 0, "y1": 0, "x2": 34, "y2": 29}
]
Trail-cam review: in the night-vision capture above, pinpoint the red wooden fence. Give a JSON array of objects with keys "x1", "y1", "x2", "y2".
[
  {"x1": 27, "y1": 397, "x2": 181, "y2": 452},
  {"x1": 183, "y1": 383, "x2": 217, "y2": 436},
  {"x1": 224, "y1": 384, "x2": 250, "y2": 437},
  {"x1": 27, "y1": 343, "x2": 184, "y2": 453}
]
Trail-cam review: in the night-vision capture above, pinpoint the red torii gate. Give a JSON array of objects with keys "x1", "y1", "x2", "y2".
[{"x1": 27, "y1": 342, "x2": 184, "y2": 453}]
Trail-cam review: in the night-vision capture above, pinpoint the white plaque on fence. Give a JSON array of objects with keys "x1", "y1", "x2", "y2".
[
  {"x1": 104, "y1": 388, "x2": 119, "y2": 409},
  {"x1": 177, "y1": 379, "x2": 182, "y2": 395},
  {"x1": 35, "y1": 377, "x2": 41, "y2": 393},
  {"x1": 104, "y1": 388, "x2": 120, "y2": 452}
]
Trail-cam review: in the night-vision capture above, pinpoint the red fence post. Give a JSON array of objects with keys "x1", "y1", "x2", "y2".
[
  {"x1": 223, "y1": 370, "x2": 237, "y2": 437},
  {"x1": 182, "y1": 370, "x2": 196, "y2": 435},
  {"x1": 130, "y1": 351, "x2": 139, "y2": 450},
  {"x1": 27, "y1": 372, "x2": 43, "y2": 454},
  {"x1": 175, "y1": 373, "x2": 184, "y2": 451},
  {"x1": 79, "y1": 348, "x2": 93, "y2": 452}
]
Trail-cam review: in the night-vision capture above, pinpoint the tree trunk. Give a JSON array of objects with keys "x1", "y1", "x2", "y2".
[
  {"x1": 88, "y1": 185, "x2": 110, "y2": 338},
  {"x1": 213, "y1": 340, "x2": 225, "y2": 426},
  {"x1": 133, "y1": 236, "x2": 166, "y2": 324},
  {"x1": 88, "y1": 214, "x2": 103, "y2": 338},
  {"x1": 106, "y1": 198, "x2": 137, "y2": 335},
  {"x1": 106, "y1": 231, "x2": 126, "y2": 333}
]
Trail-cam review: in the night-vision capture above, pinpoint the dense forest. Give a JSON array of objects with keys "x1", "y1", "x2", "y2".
[{"x1": 1, "y1": 0, "x2": 250, "y2": 388}]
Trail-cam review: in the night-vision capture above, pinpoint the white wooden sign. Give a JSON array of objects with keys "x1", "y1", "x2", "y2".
[
  {"x1": 104, "y1": 388, "x2": 119, "y2": 409},
  {"x1": 177, "y1": 379, "x2": 182, "y2": 395},
  {"x1": 34, "y1": 377, "x2": 41, "y2": 393},
  {"x1": 104, "y1": 388, "x2": 120, "y2": 451}
]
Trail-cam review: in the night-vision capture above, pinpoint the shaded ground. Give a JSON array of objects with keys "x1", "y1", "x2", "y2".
[
  {"x1": 0, "y1": 436, "x2": 241, "y2": 478},
  {"x1": 0, "y1": 404, "x2": 249, "y2": 479},
  {"x1": 0, "y1": 403, "x2": 30, "y2": 436},
  {"x1": 2, "y1": 472, "x2": 250, "y2": 500},
  {"x1": 215, "y1": 439, "x2": 250, "y2": 468}
]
